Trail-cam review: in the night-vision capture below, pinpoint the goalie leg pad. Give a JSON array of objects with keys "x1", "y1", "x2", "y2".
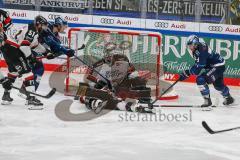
[{"x1": 76, "y1": 83, "x2": 89, "y2": 96}]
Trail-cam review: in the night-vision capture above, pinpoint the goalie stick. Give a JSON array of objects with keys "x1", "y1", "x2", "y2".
[
  {"x1": 72, "y1": 55, "x2": 113, "y2": 90},
  {"x1": 148, "y1": 79, "x2": 180, "y2": 108},
  {"x1": 202, "y1": 121, "x2": 240, "y2": 134},
  {"x1": 11, "y1": 86, "x2": 56, "y2": 99}
]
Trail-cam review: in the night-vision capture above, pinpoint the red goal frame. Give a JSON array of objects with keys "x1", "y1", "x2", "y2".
[{"x1": 66, "y1": 28, "x2": 177, "y2": 100}]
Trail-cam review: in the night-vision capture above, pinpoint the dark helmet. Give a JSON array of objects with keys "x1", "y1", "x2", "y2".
[
  {"x1": 54, "y1": 17, "x2": 68, "y2": 26},
  {"x1": 34, "y1": 15, "x2": 48, "y2": 25}
]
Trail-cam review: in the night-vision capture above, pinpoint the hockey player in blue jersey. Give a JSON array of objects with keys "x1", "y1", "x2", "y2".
[
  {"x1": 179, "y1": 35, "x2": 234, "y2": 110},
  {"x1": 39, "y1": 16, "x2": 74, "y2": 59},
  {"x1": 16, "y1": 16, "x2": 74, "y2": 102},
  {"x1": 30, "y1": 16, "x2": 74, "y2": 92}
]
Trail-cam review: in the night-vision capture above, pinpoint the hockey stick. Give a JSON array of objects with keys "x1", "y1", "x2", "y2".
[
  {"x1": 202, "y1": 121, "x2": 240, "y2": 134},
  {"x1": 72, "y1": 55, "x2": 112, "y2": 90},
  {"x1": 77, "y1": 44, "x2": 85, "y2": 50},
  {"x1": 36, "y1": 44, "x2": 86, "y2": 60},
  {"x1": 148, "y1": 79, "x2": 180, "y2": 108},
  {"x1": 11, "y1": 86, "x2": 56, "y2": 99}
]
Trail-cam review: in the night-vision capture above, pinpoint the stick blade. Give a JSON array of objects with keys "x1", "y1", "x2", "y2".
[
  {"x1": 45, "y1": 88, "x2": 56, "y2": 98},
  {"x1": 202, "y1": 121, "x2": 215, "y2": 134}
]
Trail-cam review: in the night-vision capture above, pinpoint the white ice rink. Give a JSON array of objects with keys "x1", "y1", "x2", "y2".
[{"x1": 0, "y1": 71, "x2": 240, "y2": 160}]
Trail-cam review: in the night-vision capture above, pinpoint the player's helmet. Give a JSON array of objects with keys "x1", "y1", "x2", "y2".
[
  {"x1": 55, "y1": 17, "x2": 68, "y2": 26},
  {"x1": 34, "y1": 15, "x2": 48, "y2": 25},
  {"x1": 186, "y1": 35, "x2": 200, "y2": 46},
  {"x1": 0, "y1": 9, "x2": 12, "y2": 31}
]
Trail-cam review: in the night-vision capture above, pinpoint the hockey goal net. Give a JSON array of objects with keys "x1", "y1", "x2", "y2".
[{"x1": 66, "y1": 28, "x2": 178, "y2": 100}]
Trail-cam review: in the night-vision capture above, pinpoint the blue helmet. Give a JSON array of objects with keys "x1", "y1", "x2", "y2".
[
  {"x1": 186, "y1": 35, "x2": 200, "y2": 46},
  {"x1": 54, "y1": 17, "x2": 68, "y2": 26}
]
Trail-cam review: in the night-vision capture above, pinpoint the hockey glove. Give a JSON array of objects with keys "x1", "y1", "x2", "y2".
[
  {"x1": 46, "y1": 52, "x2": 56, "y2": 60},
  {"x1": 66, "y1": 49, "x2": 75, "y2": 57},
  {"x1": 179, "y1": 70, "x2": 191, "y2": 81}
]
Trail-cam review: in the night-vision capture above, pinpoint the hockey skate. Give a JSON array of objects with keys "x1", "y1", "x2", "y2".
[
  {"x1": 223, "y1": 95, "x2": 235, "y2": 106},
  {"x1": 93, "y1": 100, "x2": 108, "y2": 114},
  {"x1": 1, "y1": 91, "x2": 13, "y2": 105},
  {"x1": 26, "y1": 96, "x2": 44, "y2": 110},
  {"x1": 201, "y1": 96, "x2": 213, "y2": 111}
]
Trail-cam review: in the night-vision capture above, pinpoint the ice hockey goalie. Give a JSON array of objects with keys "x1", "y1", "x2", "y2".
[{"x1": 75, "y1": 52, "x2": 153, "y2": 113}]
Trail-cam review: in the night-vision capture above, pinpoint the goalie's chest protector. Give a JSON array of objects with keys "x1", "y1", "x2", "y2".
[{"x1": 98, "y1": 61, "x2": 129, "y2": 87}]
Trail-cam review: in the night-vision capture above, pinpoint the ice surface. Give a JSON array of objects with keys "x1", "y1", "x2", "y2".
[{"x1": 0, "y1": 71, "x2": 240, "y2": 160}]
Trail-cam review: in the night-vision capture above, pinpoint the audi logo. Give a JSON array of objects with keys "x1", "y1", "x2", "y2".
[
  {"x1": 100, "y1": 18, "x2": 114, "y2": 24},
  {"x1": 208, "y1": 26, "x2": 223, "y2": 32},
  {"x1": 154, "y1": 22, "x2": 169, "y2": 28},
  {"x1": 48, "y1": 14, "x2": 61, "y2": 20}
]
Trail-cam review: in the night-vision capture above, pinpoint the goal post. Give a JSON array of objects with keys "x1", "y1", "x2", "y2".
[{"x1": 66, "y1": 27, "x2": 178, "y2": 100}]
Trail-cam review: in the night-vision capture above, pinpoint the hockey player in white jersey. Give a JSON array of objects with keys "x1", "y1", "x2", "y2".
[{"x1": 1, "y1": 15, "x2": 48, "y2": 107}]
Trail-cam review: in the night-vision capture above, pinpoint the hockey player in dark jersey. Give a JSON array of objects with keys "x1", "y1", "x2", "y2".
[
  {"x1": 16, "y1": 16, "x2": 73, "y2": 96},
  {"x1": 0, "y1": 9, "x2": 12, "y2": 83},
  {"x1": 1, "y1": 15, "x2": 48, "y2": 107},
  {"x1": 26, "y1": 16, "x2": 74, "y2": 93},
  {"x1": 179, "y1": 35, "x2": 234, "y2": 110},
  {"x1": 39, "y1": 16, "x2": 74, "y2": 59}
]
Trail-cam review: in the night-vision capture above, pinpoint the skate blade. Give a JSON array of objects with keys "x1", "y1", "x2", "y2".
[
  {"x1": 1, "y1": 101, "x2": 12, "y2": 105},
  {"x1": 28, "y1": 106, "x2": 44, "y2": 110},
  {"x1": 224, "y1": 103, "x2": 238, "y2": 108},
  {"x1": 201, "y1": 106, "x2": 214, "y2": 111}
]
